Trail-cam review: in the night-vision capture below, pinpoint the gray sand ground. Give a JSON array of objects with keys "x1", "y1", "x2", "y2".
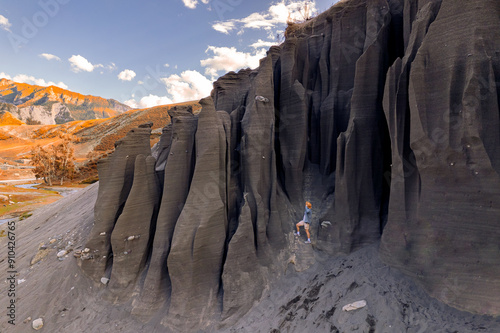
[{"x1": 1, "y1": 184, "x2": 499, "y2": 332}]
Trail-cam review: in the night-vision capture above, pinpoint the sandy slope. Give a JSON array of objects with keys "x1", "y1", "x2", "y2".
[
  {"x1": 224, "y1": 242, "x2": 500, "y2": 333},
  {"x1": 1, "y1": 185, "x2": 499, "y2": 333}
]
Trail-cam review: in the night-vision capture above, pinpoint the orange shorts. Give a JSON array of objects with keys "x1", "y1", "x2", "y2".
[{"x1": 297, "y1": 221, "x2": 310, "y2": 230}]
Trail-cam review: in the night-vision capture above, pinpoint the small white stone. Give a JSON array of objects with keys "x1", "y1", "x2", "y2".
[
  {"x1": 57, "y1": 250, "x2": 68, "y2": 258},
  {"x1": 255, "y1": 95, "x2": 269, "y2": 103},
  {"x1": 32, "y1": 318, "x2": 44, "y2": 330},
  {"x1": 321, "y1": 221, "x2": 332, "y2": 228},
  {"x1": 83, "y1": 248, "x2": 90, "y2": 253},
  {"x1": 101, "y1": 277, "x2": 109, "y2": 285},
  {"x1": 127, "y1": 236, "x2": 135, "y2": 241},
  {"x1": 342, "y1": 300, "x2": 367, "y2": 312},
  {"x1": 17, "y1": 279, "x2": 26, "y2": 285},
  {"x1": 100, "y1": 232, "x2": 106, "y2": 236}
]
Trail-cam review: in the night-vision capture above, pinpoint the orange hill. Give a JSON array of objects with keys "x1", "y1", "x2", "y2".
[
  {"x1": 0, "y1": 78, "x2": 131, "y2": 125},
  {"x1": 0, "y1": 111, "x2": 25, "y2": 126}
]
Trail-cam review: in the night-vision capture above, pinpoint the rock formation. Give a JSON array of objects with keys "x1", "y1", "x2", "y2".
[
  {"x1": 79, "y1": 126, "x2": 153, "y2": 281},
  {"x1": 379, "y1": 0, "x2": 500, "y2": 316},
  {"x1": 79, "y1": 0, "x2": 500, "y2": 330}
]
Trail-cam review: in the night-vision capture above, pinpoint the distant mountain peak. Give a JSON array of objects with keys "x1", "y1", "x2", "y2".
[
  {"x1": 0, "y1": 80, "x2": 131, "y2": 125},
  {"x1": 0, "y1": 78, "x2": 13, "y2": 86}
]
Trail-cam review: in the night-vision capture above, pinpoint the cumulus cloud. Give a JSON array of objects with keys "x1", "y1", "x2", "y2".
[
  {"x1": 212, "y1": 21, "x2": 235, "y2": 35},
  {"x1": 182, "y1": 0, "x2": 209, "y2": 9},
  {"x1": 124, "y1": 94, "x2": 173, "y2": 109},
  {"x1": 161, "y1": 70, "x2": 213, "y2": 103},
  {"x1": 200, "y1": 46, "x2": 267, "y2": 78},
  {"x1": 118, "y1": 69, "x2": 136, "y2": 81},
  {"x1": 0, "y1": 72, "x2": 11, "y2": 80},
  {"x1": 39, "y1": 53, "x2": 61, "y2": 61},
  {"x1": 69, "y1": 55, "x2": 94, "y2": 73},
  {"x1": 211, "y1": 1, "x2": 317, "y2": 35},
  {"x1": 0, "y1": 14, "x2": 11, "y2": 32},
  {"x1": 251, "y1": 39, "x2": 277, "y2": 49},
  {"x1": 123, "y1": 70, "x2": 212, "y2": 108},
  {"x1": 0, "y1": 72, "x2": 68, "y2": 89}
]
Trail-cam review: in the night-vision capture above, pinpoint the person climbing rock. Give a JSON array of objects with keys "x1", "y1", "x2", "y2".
[{"x1": 295, "y1": 201, "x2": 312, "y2": 243}]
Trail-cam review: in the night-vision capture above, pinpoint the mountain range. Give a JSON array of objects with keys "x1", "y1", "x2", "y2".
[{"x1": 0, "y1": 78, "x2": 131, "y2": 125}]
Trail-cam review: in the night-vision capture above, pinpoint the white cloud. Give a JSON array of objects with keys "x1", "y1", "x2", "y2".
[
  {"x1": 241, "y1": 12, "x2": 274, "y2": 30},
  {"x1": 200, "y1": 46, "x2": 267, "y2": 78},
  {"x1": 118, "y1": 69, "x2": 136, "y2": 81},
  {"x1": 161, "y1": 70, "x2": 213, "y2": 103},
  {"x1": 124, "y1": 99, "x2": 138, "y2": 108},
  {"x1": 124, "y1": 94, "x2": 173, "y2": 109},
  {"x1": 0, "y1": 14, "x2": 11, "y2": 32},
  {"x1": 211, "y1": 1, "x2": 317, "y2": 35},
  {"x1": 69, "y1": 55, "x2": 94, "y2": 73},
  {"x1": 164, "y1": 63, "x2": 170, "y2": 68},
  {"x1": 140, "y1": 95, "x2": 173, "y2": 108},
  {"x1": 212, "y1": 21, "x2": 235, "y2": 35},
  {"x1": 251, "y1": 39, "x2": 277, "y2": 49},
  {"x1": 182, "y1": 0, "x2": 209, "y2": 9},
  {"x1": 0, "y1": 72, "x2": 68, "y2": 89},
  {"x1": 123, "y1": 69, "x2": 212, "y2": 108},
  {"x1": 0, "y1": 72, "x2": 12, "y2": 80},
  {"x1": 39, "y1": 53, "x2": 61, "y2": 61},
  {"x1": 95, "y1": 62, "x2": 118, "y2": 74},
  {"x1": 182, "y1": 0, "x2": 198, "y2": 9}
]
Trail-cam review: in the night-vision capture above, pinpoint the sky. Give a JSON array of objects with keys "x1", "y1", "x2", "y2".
[{"x1": 0, "y1": 0, "x2": 338, "y2": 109}]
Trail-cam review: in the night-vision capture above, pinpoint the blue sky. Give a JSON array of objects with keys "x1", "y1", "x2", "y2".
[{"x1": 0, "y1": 0, "x2": 337, "y2": 108}]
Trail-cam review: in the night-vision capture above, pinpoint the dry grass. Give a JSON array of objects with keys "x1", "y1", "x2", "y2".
[{"x1": 0, "y1": 184, "x2": 62, "y2": 219}]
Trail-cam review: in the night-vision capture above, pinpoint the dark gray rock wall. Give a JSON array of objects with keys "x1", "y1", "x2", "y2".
[
  {"x1": 164, "y1": 97, "x2": 228, "y2": 330},
  {"x1": 380, "y1": 0, "x2": 500, "y2": 316},
  {"x1": 132, "y1": 110, "x2": 197, "y2": 317},
  {"x1": 107, "y1": 154, "x2": 159, "y2": 302},
  {"x1": 78, "y1": 0, "x2": 500, "y2": 329},
  {"x1": 222, "y1": 49, "x2": 286, "y2": 321},
  {"x1": 80, "y1": 127, "x2": 153, "y2": 281}
]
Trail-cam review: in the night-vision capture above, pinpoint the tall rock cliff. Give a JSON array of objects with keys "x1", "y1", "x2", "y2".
[
  {"x1": 78, "y1": 0, "x2": 500, "y2": 330},
  {"x1": 379, "y1": 0, "x2": 500, "y2": 315}
]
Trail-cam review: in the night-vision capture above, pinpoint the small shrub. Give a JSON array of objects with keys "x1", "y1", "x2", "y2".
[{"x1": 19, "y1": 212, "x2": 33, "y2": 220}]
